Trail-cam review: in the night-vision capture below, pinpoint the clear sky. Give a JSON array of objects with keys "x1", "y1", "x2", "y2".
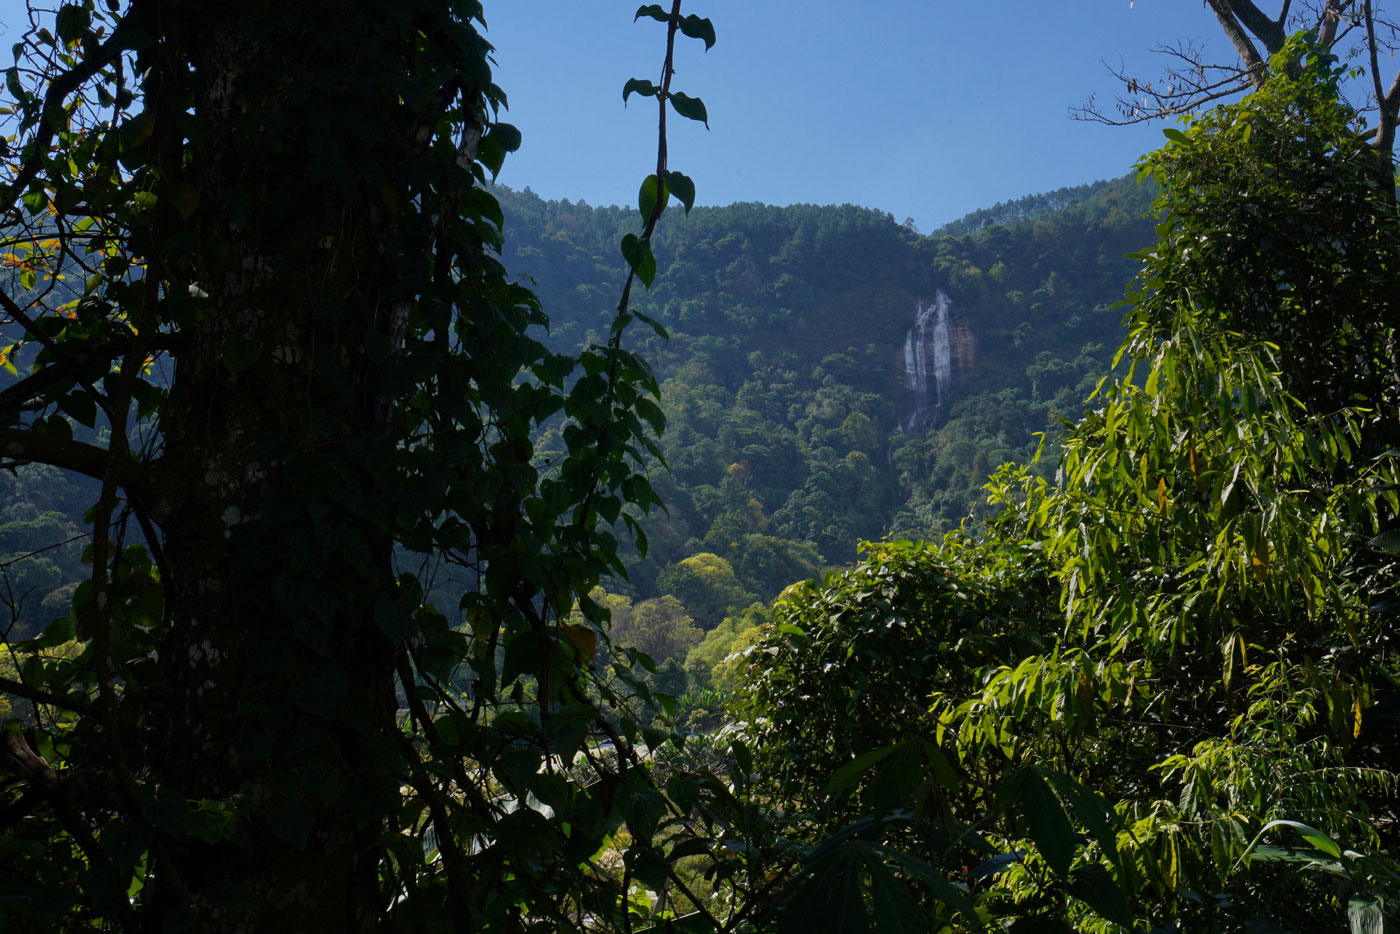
[
  {"x1": 485, "y1": 1, "x2": 1232, "y2": 229},
  {"x1": 0, "y1": 1, "x2": 1293, "y2": 229}
]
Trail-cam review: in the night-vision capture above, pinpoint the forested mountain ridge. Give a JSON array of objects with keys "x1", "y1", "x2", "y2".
[
  {"x1": 931, "y1": 177, "x2": 1134, "y2": 237},
  {"x1": 0, "y1": 175, "x2": 1153, "y2": 653},
  {"x1": 495, "y1": 176, "x2": 1156, "y2": 609}
]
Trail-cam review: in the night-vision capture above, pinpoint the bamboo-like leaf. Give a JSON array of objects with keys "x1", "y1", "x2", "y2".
[{"x1": 823, "y1": 743, "x2": 901, "y2": 795}]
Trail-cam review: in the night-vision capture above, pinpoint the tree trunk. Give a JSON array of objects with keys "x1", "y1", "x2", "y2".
[{"x1": 141, "y1": 2, "x2": 407, "y2": 926}]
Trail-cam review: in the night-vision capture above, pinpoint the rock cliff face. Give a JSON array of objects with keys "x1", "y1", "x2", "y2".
[{"x1": 895, "y1": 290, "x2": 977, "y2": 432}]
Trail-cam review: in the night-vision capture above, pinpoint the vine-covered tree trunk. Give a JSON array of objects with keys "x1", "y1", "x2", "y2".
[
  {"x1": 1, "y1": 0, "x2": 698, "y2": 927},
  {"x1": 137, "y1": 2, "x2": 408, "y2": 927}
]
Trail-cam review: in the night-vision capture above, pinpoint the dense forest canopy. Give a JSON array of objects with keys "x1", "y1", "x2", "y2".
[
  {"x1": 498, "y1": 176, "x2": 1155, "y2": 578},
  {"x1": 0, "y1": 2, "x2": 1396, "y2": 933}
]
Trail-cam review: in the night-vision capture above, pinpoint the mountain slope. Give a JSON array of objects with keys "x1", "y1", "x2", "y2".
[{"x1": 496, "y1": 175, "x2": 1157, "y2": 606}]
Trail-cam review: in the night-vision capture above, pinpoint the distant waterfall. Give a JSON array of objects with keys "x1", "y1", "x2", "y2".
[
  {"x1": 900, "y1": 290, "x2": 952, "y2": 431},
  {"x1": 931, "y1": 294, "x2": 951, "y2": 407}
]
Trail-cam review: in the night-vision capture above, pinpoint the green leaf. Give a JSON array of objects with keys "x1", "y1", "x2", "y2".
[
  {"x1": 54, "y1": 4, "x2": 91, "y2": 44},
  {"x1": 625, "y1": 844, "x2": 669, "y2": 890},
  {"x1": 476, "y1": 134, "x2": 508, "y2": 180},
  {"x1": 666, "y1": 836, "x2": 712, "y2": 861},
  {"x1": 730, "y1": 738, "x2": 753, "y2": 777},
  {"x1": 634, "y1": 4, "x2": 671, "y2": 23},
  {"x1": 145, "y1": 787, "x2": 192, "y2": 837},
  {"x1": 168, "y1": 181, "x2": 200, "y2": 219},
  {"x1": 885, "y1": 850, "x2": 982, "y2": 927},
  {"x1": 222, "y1": 333, "x2": 261, "y2": 376},
  {"x1": 119, "y1": 110, "x2": 155, "y2": 153},
  {"x1": 823, "y1": 743, "x2": 902, "y2": 795},
  {"x1": 488, "y1": 122, "x2": 521, "y2": 152},
  {"x1": 1235, "y1": 819, "x2": 1344, "y2": 874},
  {"x1": 620, "y1": 232, "x2": 657, "y2": 288},
  {"x1": 966, "y1": 851, "x2": 1023, "y2": 880},
  {"x1": 1045, "y1": 771, "x2": 1120, "y2": 869},
  {"x1": 1259, "y1": 819, "x2": 1341, "y2": 859},
  {"x1": 1068, "y1": 864, "x2": 1133, "y2": 926},
  {"x1": 867, "y1": 740, "x2": 922, "y2": 814},
  {"x1": 1367, "y1": 529, "x2": 1400, "y2": 553},
  {"x1": 1247, "y1": 844, "x2": 1344, "y2": 871},
  {"x1": 668, "y1": 92, "x2": 709, "y2": 128},
  {"x1": 867, "y1": 858, "x2": 926, "y2": 933},
  {"x1": 623, "y1": 77, "x2": 660, "y2": 104},
  {"x1": 1020, "y1": 770, "x2": 1076, "y2": 879},
  {"x1": 638, "y1": 174, "x2": 668, "y2": 222},
  {"x1": 60, "y1": 391, "x2": 97, "y2": 428},
  {"x1": 678, "y1": 14, "x2": 716, "y2": 50},
  {"x1": 1163, "y1": 127, "x2": 1190, "y2": 145},
  {"x1": 778, "y1": 849, "x2": 869, "y2": 934},
  {"x1": 665, "y1": 170, "x2": 696, "y2": 213}
]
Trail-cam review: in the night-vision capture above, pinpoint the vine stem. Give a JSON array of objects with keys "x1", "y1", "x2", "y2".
[{"x1": 613, "y1": 0, "x2": 683, "y2": 325}]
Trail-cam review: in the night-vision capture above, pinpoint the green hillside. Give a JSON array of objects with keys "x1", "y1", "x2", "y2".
[{"x1": 497, "y1": 177, "x2": 1155, "y2": 617}]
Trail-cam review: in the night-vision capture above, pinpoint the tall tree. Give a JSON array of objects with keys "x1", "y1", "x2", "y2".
[
  {"x1": 738, "y1": 37, "x2": 1400, "y2": 932},
  {"x1": 0, "y1": 0, "x2": 711, "y2": 929}
]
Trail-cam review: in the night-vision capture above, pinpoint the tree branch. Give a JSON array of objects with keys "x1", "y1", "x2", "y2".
[
  {"x1": 1072, "y1": 47, "x2": 1254, "y2": 125},
  {"x1": 0, "y1": 729, "x2": 141, "y2": 932},
  {"x1": 1364, "y1": 0, "x2": 1399, "y2": 155},
  {"x1": 1319, "y1": 0, "x2": 1351, "y2": 47},
  {"x1": 1207, "y1": 0, "x2": 1270, "y2": 85},
  {"x1": 0, "y1": 288, "x2": 117, "y2": 426},
  {"x1": 0, "y1": 428, "x2": 153, "y2": 499},
  {"x1": 2, "y1": 16, "x2": 143, "y2": 212},
  {"x1": 1, "y1": 726, "x2": 57, "y2": 787},
  {"x1": 0, "y1": 675, "x2": 96, "y2": 717},
  {"x1": 1225, "y1": 0, "x2": 1288, "y2": 52},
  {"x1": 0, "y1": 334, "x2": 182, "y2": 417}
]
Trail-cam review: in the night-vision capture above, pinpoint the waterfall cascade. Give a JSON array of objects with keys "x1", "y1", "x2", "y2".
[{"x1": 899, "y1": 290, "x2": 953, "y2": 431}]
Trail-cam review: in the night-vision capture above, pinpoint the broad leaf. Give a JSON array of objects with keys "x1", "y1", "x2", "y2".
[
  {"x1": 1069, "y1": 863, "x2": 1133, "y2": 926},
  {"x1": 1019, "y1": 770, "x2": 1076, "y2": 879},
  {"x1": 622, "y1": 77, "x2": 660, "y2": 104},
  {"x1": 668, "y1": 92, "x2": 708, "y2": 127},
  {"x1": 678, "y1": 14, "x2": 716, "y2": 50},
  {"x1": 665, "y1": 170, "x2": 696, "y2": 213}
]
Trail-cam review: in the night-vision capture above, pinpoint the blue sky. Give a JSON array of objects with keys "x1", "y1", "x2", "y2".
[
  {"x1": 485, "y1": 1, "x2": 1231, "y2": 229},
  {"x1": 0, "y1": 1, "x2": 1315, "y2": 229}
]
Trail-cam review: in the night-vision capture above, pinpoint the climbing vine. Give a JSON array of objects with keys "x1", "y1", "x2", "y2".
[{"x1": 0, "y1": 1, "x2": 754, "y2": 930}]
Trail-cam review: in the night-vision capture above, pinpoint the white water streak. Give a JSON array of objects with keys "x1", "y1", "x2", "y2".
[{"x1": 900, "y1": 290, "x2": 952, "y2": 431}]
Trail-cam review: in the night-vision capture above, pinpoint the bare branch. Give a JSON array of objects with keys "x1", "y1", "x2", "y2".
[
  {"x1": 1072, "y1": 44, "x2": 1255, "y2": 125},
  {"x1": 1079, "y1": 1, "x2": 1400, "y2": 131}
]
